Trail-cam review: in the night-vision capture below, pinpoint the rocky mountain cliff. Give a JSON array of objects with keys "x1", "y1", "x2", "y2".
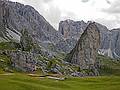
[
  {"x1": 99, "y1": 29, "x2": 120, "y2": 58},
  {"x1": 59, "y1": 19, "x2": 87, "y2": 40},
  {"x1": 65, "y1": 22, "x2": 100, "y2": 76},
  {"x1": 0, "y1": 0, "x2": 119, "y2": 59},
  {"x1": 0, "y1": 0, "x2": 63, "y2": 43},
  {"x1": 0, "y1": 0, "x2": 67, "y2": 57},
  {"x1": 58, "y1": 20, "x2": 87, "y2": 52},
  {"x1": 0, "y1": 0, "x2": 74, "y2": 75},
  {"x1": 59, "y1": 20, "x2": 120, "y2": 59}
]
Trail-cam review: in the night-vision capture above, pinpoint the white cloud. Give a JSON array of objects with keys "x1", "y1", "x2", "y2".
[
  {"x1": 103, "y1": 0, "x2": 120, "y2": 13},
  {"x1": 10, "y1": 0, "x2": 120, "y2": 29}
]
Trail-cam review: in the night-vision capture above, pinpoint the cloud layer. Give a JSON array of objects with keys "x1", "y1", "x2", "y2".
[{"x1": 10, "y1": 0, "x2": 120, "y2": 30}]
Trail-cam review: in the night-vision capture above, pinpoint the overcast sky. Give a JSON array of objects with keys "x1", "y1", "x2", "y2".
[{"x1": 10, "y1": 0, "x2": 120, "y2": 30}]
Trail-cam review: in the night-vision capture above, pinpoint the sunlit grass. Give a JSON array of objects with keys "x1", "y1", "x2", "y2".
[{"x1": 0, "y1": 73, "x2": 120, "y2": 90}]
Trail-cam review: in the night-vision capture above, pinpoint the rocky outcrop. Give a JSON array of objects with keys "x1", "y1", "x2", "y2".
[
  {"x1": 0, "y1": 50, "x2": 38, "y2": 72},
  {"x1": 58, "y1": 19, "x2": 87, "y2": 52},
  {"x1": 20, "y1": 29, "x2": 34, "y2": 52},
  {"x1": 0, "y1": 50, "x2": 57, "y2": 73},
  {"x1": 65, "y1": 22, "x2": 100, "y2": 75},
  {"x1": 10, "y1": 51, "x2": 38, "y2": 72},
  {"x1": 0, "y1": 50, "x2": 76, "y2": 75},
  {"x1": 59, "y1": 20, "x2": 120, "y2": 59}
]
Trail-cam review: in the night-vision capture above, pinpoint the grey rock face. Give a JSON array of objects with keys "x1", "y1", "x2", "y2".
[
  {"x1": 59, "y1": 20, "x2": 120, "y2": 58},
  {"x1": 111, "y1": 29, "x2": 120, "y2": 58},
  {"x1": 0, "y1": 50, "x2": 38, "y2": 72},
  {"x1": 8, "y1": 1, "x2": 63, "y2": 44},
  {"x1": 95, "y1": 23, "x2": 110, "y2": 49},
  {"x1": 96, "y1": 22, "x2": 120, "y2": 58},
  {"x1": 0, "y1": 0, "x2": 69, "y2": 57},
  {"x1": 0, "y1": 0, "x2": 64, "y2": 52},
  {"x1": 59, "y1": 19, "x2": 87, "y2": 40},
  {"x1": 98, "y1": 29, "x2": 120, "y2": 58},
  {"x1": 58, "y1": 19, "x2": 87, "y2": 52},
  {"x1": 0, "y1": 50, "x2": 77, "y2": 75},
  {"x1": 0, "y1": 0, "x2": 11, "y2": 41},
  {"x1": 65, "y1": 22, "x2": 100, "y2": 75},
  {"x1": 10, "y1": 51, "x2": 37, "y2": 72},
  {"x1": 55, "y1": 38, "x2": 77, "y2": 52}
]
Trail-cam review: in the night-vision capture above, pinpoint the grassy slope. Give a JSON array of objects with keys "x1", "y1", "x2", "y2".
[
  {"x1": 0, "y1": 73, "x2": 120, "y2": 90},
  {"x1": 97, "y1": 55, "x2": 120, "y2": 76}
]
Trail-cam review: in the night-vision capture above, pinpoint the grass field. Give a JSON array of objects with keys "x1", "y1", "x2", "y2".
[{"x1": 0, "y1": 73, "x2": 120, "y2": 90}]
